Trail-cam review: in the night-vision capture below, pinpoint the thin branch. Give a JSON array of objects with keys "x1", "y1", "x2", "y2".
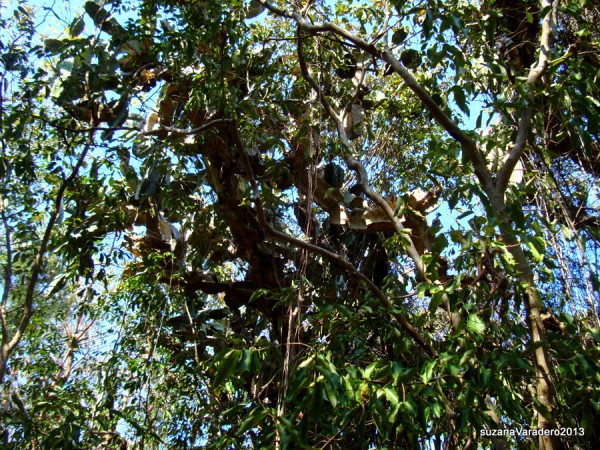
[
  {"x1": 488, "y1": 5, "x2": 563, "y2": 431},
  {"x1": 295, "y1": 30, "x2": 428, "y2": 277},
  {"x1": 379, "y1": 50, "x2": 491, "y2": 188},
  {"x1": 0, "y1": 70, "x2": 10, "y2": 346},
  {"x1": 0, "y1": 194, "x2": 13, "y2": 344},
  {"x1": 140, "y1": 118, "x2": 235, "y2": 137},
  {"x1": 496, "y1": 0, "x2": 558, "y2": 197},
  {"x1": 319, "y1": 406, "x2": 362, "y2": 449},
  {"x1": 1, "y1": 130, "x2": 95, "y2": 382},
  {"x1": 378, "y1": 4, "x2": 393, "y2": 48},
  {"x1": 47, "y1": 123, "x2": 140, "y2": 134}
]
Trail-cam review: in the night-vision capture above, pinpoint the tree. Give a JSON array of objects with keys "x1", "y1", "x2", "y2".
[{"x1": 1, "y1": 0, "x2": 599, "y2": 449}]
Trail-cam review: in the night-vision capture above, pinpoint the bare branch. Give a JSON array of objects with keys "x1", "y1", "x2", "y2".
[
  {"x1": 296, "y1": 31, "x2": 429, "y2": 278},
  {"x1": 140, "y1": 118, "x2": 235, "y2": 138},
  {"x1": 48, "y1": 124, "x2": 140, "y2": 134},
  {"x1": 0, "y1": 194, "x2": 13, "y2": 344},
  {"x1": 496, "y1": 0, "x2": 559, "y2": 197}
]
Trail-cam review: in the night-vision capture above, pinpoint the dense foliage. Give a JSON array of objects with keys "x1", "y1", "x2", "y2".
[{"x1": 1, "y1": 0, "x2": 599, "y2": 448}]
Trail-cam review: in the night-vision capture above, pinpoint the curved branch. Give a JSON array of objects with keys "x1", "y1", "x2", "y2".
[
  {"x1": 490, "y1": 3, "x2": 560, "y2": 446},
  {"x1": 140, "y1": 118, "x2": 235, "y2": 138},
  {"x1": 296, "y1": 30, "x2": 428, "y2": 278},
  {"x1": 496, "y1": 0, "x2": 558, "y2": 198}
]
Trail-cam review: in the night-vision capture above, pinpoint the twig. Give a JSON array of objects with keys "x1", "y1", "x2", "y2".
[
  {"x1": 141, "y1": 118, "x2": 235, "y2": 137},
  {"x1": 319, "y1": 406, "x2": 362, "y2": 449}
]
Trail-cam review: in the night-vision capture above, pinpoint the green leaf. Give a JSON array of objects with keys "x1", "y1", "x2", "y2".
[
  {"x1": 428, "y1": 291, "x2": 444, "y2": 314},
  {"x1": 237, "y1": 349, "x2": 256, "y2": 372},
  {"x1": 421, "y1": 360, "x2": 436, "y2": 384},
  {"x1": 323, "y1": 378, "x2": 338, "y2": 408},
  {"x1": 466, "y1": 313, "x2": 485, "y2": 334},
  {"x1": 400, "y1": 397, "x2": 418, "y2": 415},
  {"x1": 237, "y1": 406, "x2": 268, "y2": 435},
  {"x1": 382, "y1": 386, "x2": 400, "y2": 405},
  {"x1": 69, "y1": 16, "x2": 85, "y2": 37},
  {"x1": 44, "y1": 38, "x2": 68, "y2": 54},
  {"x1": 452, "y1": 86, "x2": 469, "y2": 115},
  {"x1": 459, "y1": 349, "x2": 475, "y2": 366},
  {"x1": 47, "y1": 273, "x2": 69, "y2": 297},
  {"x1": 213, "y1": 349, "x2": 241, "y2": 387},
  {"x1": 362, "y1": 361, "x2": 379, "y2": 380}
]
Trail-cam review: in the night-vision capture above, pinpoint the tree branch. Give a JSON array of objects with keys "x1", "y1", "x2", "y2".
[
  {"x1": 259, "y1": 202, "x2": 438, "y2": 357},
  {"x1": 0, "y1": 194, "x2": 13, "y2": 344},
  {"x1": 140, "y1": 118, "x2": 235, "y2": 138},
  {"x1": 496, "y1": 0, "x2": 558, "y2": 198},
  {"x1": 0, "y1": 131, "x2": 95, "y2": 382},
  {"x1": 296, "y1": 30, "x2": 428, "y2": 278},
  {"x1": 490, "y1": 4, "x2": 560, "y2": 446}
]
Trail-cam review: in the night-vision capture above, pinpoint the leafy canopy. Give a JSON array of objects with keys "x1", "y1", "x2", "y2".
[{"x1": 0, "y1": 0, "x2": 599, "y2": 449}]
